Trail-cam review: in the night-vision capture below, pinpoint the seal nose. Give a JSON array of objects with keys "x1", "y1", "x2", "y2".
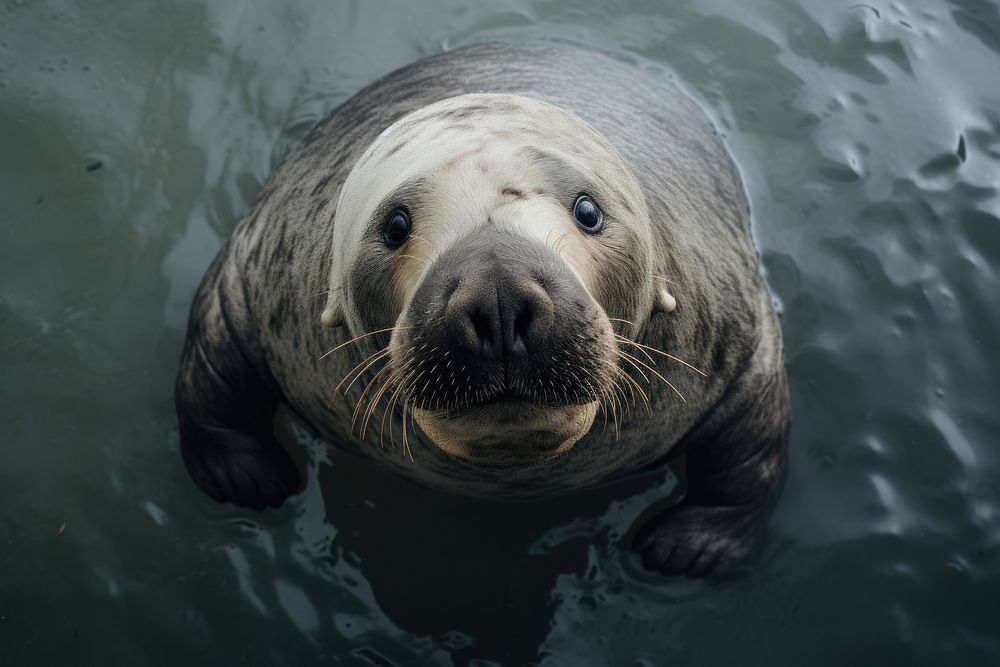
[{"x1": 446, "y1": 272, "x2": 554, "y2": 359}]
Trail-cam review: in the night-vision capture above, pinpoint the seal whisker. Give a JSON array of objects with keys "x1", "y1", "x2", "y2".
[
  {"x1": 335, "y1": 347, "x2": 391, "y2": 395},
  {"x1": 382, "y1": 374, "x2": 406, "y2": 449},
  {"x1": 365, "y1": 374, "x2": 397, "y2": 443},
  {"x1": 582, "y1": 370, "x2": 614, "y2": 436},
  {"x1": 406, "y1": 368, "x2": 429, "y2": 404},
  {"x1": 611, "y1": 358, "x2": 640, "y2": 406},
  {"x1": 403, "y1": 233, "x2": 443, "y2": 267},
  {"x1": 352, "y1": 346, "x2": 415, "y2": 435},
  {"x1": 615, "y1": 350, "x2": 650, "y2": 383},
  {"x1": 351, "y1": 359, "x2": 397, "y2": 435},
  {"x1": 553, "y1": 232, "x2": 571, "y2": 256},
  {"x1": 605, "y1": 356, "x2": 638, "y2": 413},
  {"x1": 597, "y1": 391, "x2": 609, "y2": 435},
  {"x1": 311, "y1": 287, "x2": 340, "y2": 299},
  {"x1": 612, "y1": 362, "x2": 651, "y2": 411},
  {"x1": 319, "y1": 325, "x2": 409, "y2": 361},
  {"x1": 366, "y1": 361, "x2": 407, "y2": 441},
  {"x1": 328, "y1": 346, "x2": 388, "y2": 410},
  {"x1": 614, "y1": 334, "x2": 708, "y2": 377},
  {"x1": 652, "y1": 273, "x2": 680, "y2": 286},
  {"x1": 401, "y1": 400, "x2": 414, "y2": 462},
  {"x1": 606, "y1": 386, "x2": 621, "y2": 440},
  {"x1": 613, "y1": 335, "x2": 656, "y2": 366},
  {"x1": 366, "y1": 356, "x2": 416, "y2": 441},
  {"x1": 618, "y1": 349, "x2": 686, "y2": 403},
  {"x1": 386, "y1": 362, "x2": 420, "y2": 451},
  {"x1": 406, "y1": 232, "x2": 434, "y2": 247},
  {"x1": 394, "y1": 253, "x2": 427, "y2": 264},
  {"x1": 597, "y1": 361, "x2": 626, "y2": 437}
]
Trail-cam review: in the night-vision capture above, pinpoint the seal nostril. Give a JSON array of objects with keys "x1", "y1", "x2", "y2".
[
  {"x1": 499, "y1": 277, "x2": 553, "y2": 358},
  {"x1": 445, "y1": 274, "x2": 504, "y2": 358},
  {"x1": 512, "y1": 304, "x2": 533, "y2": 353},
  {"x1": 471, "y1": 308, "x2": 494, "y2": 351}
]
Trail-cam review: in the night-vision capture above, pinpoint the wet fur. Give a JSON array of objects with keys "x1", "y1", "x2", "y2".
[{"x1": 175, "y1": 41, "x2": 789, "y2": 578}]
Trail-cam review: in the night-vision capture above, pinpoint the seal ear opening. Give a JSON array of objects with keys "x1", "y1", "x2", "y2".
[
  {"x1": 655, "y1": 287, "x2": 677, "y2": 314},
  {"x1": 321, "y1": 299, "x2": 345, "y2": 328}
]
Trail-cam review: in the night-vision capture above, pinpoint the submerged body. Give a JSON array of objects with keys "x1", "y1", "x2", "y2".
[{"x1": 176, "y1": 41, "x2": 789, "y2": 577}]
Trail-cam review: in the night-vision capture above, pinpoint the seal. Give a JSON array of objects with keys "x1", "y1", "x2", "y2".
[{"x1": 175, "y1": 41, "x2": 789, "y2": 578}]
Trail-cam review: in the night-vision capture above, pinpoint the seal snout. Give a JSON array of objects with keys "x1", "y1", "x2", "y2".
[
  {"x1": 398, "y1": 229, "x2": 610, "y2": 409},
  {"x1": 446, "y1": 269, "x2": 555, "y2": 360},
  {"x1": 392, "y1": 230, "x2": 613, "y2": 465}
]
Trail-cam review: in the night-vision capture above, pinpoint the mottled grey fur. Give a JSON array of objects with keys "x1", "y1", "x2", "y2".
[{"x1": 176, "y1": 41, "x2": 789, "y2": 578}]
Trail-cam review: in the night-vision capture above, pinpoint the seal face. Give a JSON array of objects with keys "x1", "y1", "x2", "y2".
[
  {"x1": 326, "y1": 94, "x2": 652, "y2": 467},
  {"x1": 175, "y1": 41, "x2": 790, "y2": 579}
]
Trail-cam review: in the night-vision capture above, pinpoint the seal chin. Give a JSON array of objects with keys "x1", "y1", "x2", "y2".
[{"x1": 412, "y1": 400, "x2": 599, "y2": 468}]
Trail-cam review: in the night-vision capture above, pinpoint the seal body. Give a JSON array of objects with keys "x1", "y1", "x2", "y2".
[{"x1": 176, "y1": 41, "x2": 789, "y2": 577}]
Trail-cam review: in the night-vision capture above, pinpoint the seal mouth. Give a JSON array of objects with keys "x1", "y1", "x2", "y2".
[
  {"x1": 441, "y1": 390, "x2": 581, "y2": 419},
  {"x1": 412, "y1": 398, "x2": 600, "y2": 469},
  {"x1": 442, "y1": 393, "x2": 566, "y2": 422}
]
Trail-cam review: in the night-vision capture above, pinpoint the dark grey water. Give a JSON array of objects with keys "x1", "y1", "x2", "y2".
[{"x1": 2, "y1": 0, "x2": 999, "y2": 665}]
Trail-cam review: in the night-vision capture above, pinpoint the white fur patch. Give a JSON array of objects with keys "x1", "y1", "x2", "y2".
[{"x1": 329, "y1": 92, "x2": 653, "y2": 324}]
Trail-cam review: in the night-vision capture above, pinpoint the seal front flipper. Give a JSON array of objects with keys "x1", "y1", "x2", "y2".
[
  {"x1": 175, "y1": 258, "x2": 300, "y2": 511},
  {"x1": 632, "y1": 366, "x2": 789, "y2": 579}
]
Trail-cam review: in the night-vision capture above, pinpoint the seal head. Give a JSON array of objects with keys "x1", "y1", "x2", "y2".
[{"x1": 325, "y1": 94, "x2": 657, "y2": 467}]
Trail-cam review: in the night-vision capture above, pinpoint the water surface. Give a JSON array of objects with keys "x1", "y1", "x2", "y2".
[{"x1": 2, "y1": 0, "x2": 999, "y2": 665}]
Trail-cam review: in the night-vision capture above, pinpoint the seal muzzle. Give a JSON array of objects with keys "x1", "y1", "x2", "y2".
[{"x1": 390, "y1": 229, "x2": 614, "y2": 466}]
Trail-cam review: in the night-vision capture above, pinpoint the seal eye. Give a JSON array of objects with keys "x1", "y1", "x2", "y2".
[
  {"x1": 573, "y1": 195, "x2": 603, "y2": 233},
  {"x1": 383, "y1": 209, "x2": 411, "y2": 248}
]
